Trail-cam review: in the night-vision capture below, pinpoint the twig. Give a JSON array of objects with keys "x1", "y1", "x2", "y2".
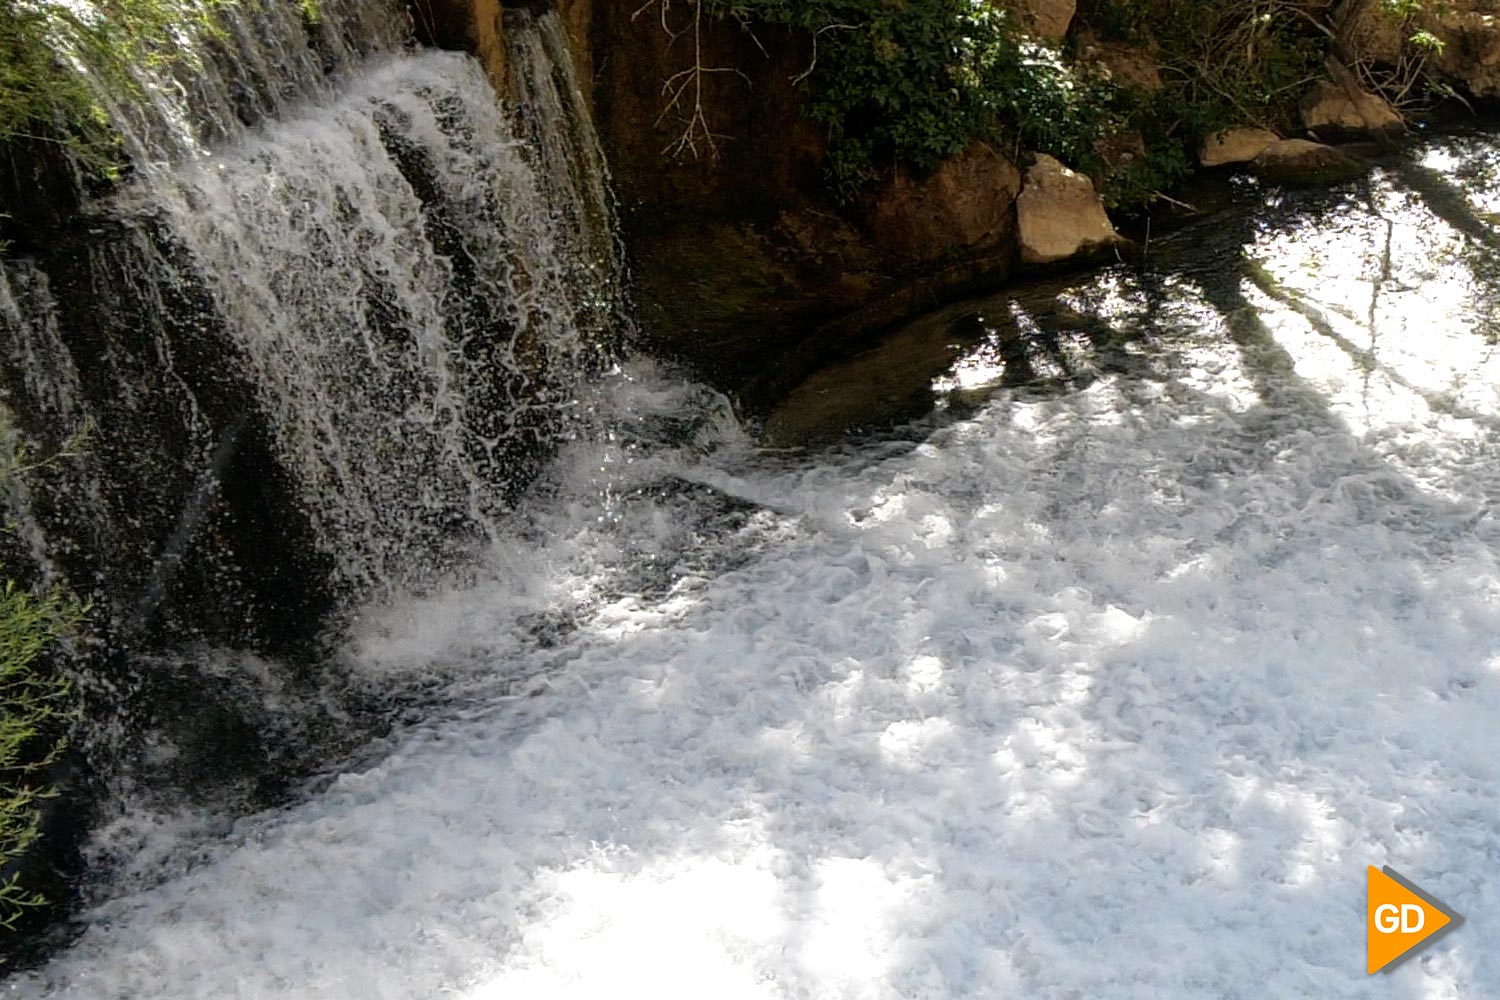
[
  {"x1": 1151, "y1": 190, "x2": 1200, "y2": 213},
  {"x1": 643, "y1": 1, "x2": 744, "y2": 160},
  {"x1": 792, "y1": 23, "x2": 856, "y2": 86},
  {"x1": 636, "y1": 0, "x2": 755, "y2": 161}
]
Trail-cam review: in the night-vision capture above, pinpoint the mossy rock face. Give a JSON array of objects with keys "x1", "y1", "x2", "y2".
[
  {"x1": 1252, "y1": 139, "x2": 1366, "y2": 185},
  {"x1": 631, "y1": 202, "x2": 1021, "y2": 410},
  {"x1": 632, "y1": 214, "x2": 888, "y2": 391}
]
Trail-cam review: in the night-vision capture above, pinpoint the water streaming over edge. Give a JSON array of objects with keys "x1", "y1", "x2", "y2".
[
  {"x1": 0, "y1": 2, "x2": 630, "y2": 950},
  {"x1": 1, "y1": 5, "x2": 624, "y2": 617},
  {"x1": 13, "y1": 134, "x2": 1500, "y2": 997}
]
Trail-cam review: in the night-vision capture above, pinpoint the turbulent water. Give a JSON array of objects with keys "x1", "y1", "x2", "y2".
[
  {"x1": 133, "y1": 48, "x2": 601, "y2": 589},
  {"x1": 89, "y1": 0, "x2": 410, "y2": 167},
  {"x1": 13, "y1": 135, "x2": 1500, "y2": 997},
  {"x1": 503, "y1": 7, "x2": 628, "y2": 338},
  {"x1": 1, "y1": 3, "x2": 618, "y2": 622},
  {"x1": 0, "y1": 0, "x2": 625, "y2": 952}
]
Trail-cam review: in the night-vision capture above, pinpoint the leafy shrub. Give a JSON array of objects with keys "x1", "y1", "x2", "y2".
[
  {"x1": 661, "y1": 0, "x2": 1352, "y2": 211},
  {"x1": 0, "y1": 577, "x2": 80, "y2": 932},
  {"x1": 1077, "y1": 1, "x2": 1339, "y2": 209},
  {"x1": 0, "y1": 1, "x2": 321, "y2": 177},
  {"x1": 702, "y1": 0, "x2": 1123, "y2": 198},
  {"x1": 0, "y1": 421, "x2": 85, "y2": 933}
]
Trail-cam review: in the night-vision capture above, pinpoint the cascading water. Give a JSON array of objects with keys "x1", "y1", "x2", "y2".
[
  {"x1": 503, "y1": 8, "x2": 629, "y2": 338},
  {"x1": 9, "y1": 1, "x2": 1500, "y2": 995},
  {"x1": 1, "y1": 3, "x2": 621, "y2": 639},
  {"x1": 0, "y1": 261, "x2": 92, "y2": 589},
  {"x1": 16, "y1": 129, "x2": 1500, "y2": 996},
  {"x1": 0, "y1": 0, "x2": 629, "y2": 951},
  {"x1": 133, "y1": 51, "x2": 602, "y2": 592}
]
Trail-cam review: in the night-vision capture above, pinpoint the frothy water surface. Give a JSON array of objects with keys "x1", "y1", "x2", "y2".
[{"x1": 18, "y1": 141, "x2": 1500, "y2": 998}]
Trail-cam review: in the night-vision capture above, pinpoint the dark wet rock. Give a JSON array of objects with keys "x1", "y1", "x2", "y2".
[
  {"x1": 863, "y1": 143, "x2": 1023, "y2": 267},
  {"x1": 1252, "y1": 139, "x2": 1366, "y2": 185}
]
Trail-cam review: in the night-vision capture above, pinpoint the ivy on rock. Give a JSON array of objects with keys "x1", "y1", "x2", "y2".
[{"x1": 656, "y1": 0, "x2": 1441, "y2": 212}]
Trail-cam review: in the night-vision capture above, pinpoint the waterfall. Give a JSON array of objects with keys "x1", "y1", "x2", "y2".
[
  {"x1": 0, "y1": 235, "x2": 252, "y2": 644},
  {"x1": 504, "y1": 9, "x2": 630, "y2": 338},
  {"x1": 136, "y1": 51, "x2": 603, "y2": 592},
  {"x1": 85, "y1": 0, "x2": 411, "y2": 169},
  {"x1": 0, "y1": 2, "x2": 625, "y2": 643},
  {"x1": 0, "y1": 262, "x2": 87, "y2": 591}
]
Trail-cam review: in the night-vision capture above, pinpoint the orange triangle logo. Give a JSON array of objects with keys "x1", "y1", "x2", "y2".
[{"x1": 1368, "y1": 866, "x2": 1463, "y2": 974}]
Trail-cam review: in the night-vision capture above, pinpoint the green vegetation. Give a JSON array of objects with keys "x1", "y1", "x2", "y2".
[
  {"x1": 0, "y1": 578, "x2": 80, "y2": 932},
  {"x1": 0, "y1": 421, "x2": 84, "y2": 933},
  {"x1": 0, "y1": 0, "x2": 318, "y2": 177},
  {"x1": 654, "y1": 0, "x2": 1337, "y2": 209},
  {"x1": 1, "y1": 0, "x2": 213, "y2": 174},
  {"x1": 1365, "y1": 0, "x2": 1454, "y2": 108},
  {"x1": 691, "y1": 0, "x2": 1126, "y2": 200},
  {"x1": 1081, "y1": 0, "x2": 1334, "y2": 208},
  {"x1": 657, "y1": 0, "x2": 1449, "y2": 211}
]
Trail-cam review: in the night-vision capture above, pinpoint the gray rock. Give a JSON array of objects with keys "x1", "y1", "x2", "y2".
[{"x1": 1251, "y1": 139, "x2": 1366, "y2": 185}]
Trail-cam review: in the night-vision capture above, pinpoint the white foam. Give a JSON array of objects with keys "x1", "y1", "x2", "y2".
[
  {"x1": 21, "y1": 143, "x2": 1500, "y2": 998},
  {"x1": 24, "y1": 261, "x2": 1500, "y2": 997}
]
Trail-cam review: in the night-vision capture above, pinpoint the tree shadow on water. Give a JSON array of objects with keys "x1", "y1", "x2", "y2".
[
  {"x1": 437, "y1": 168, "x2": 1500, "y2": 998},
  {"x1": 452, "y1": 219, "x2": 1500, "y2": 989},
  {"x1": 31, "y1": 158, "x2": 1500, "y2": 998}
]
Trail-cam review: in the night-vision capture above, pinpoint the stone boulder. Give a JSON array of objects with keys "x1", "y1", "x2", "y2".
[
  {"x1": 1251, "y1": 139, "x2": 1365, "y2": 185},
  {"x1": 1076, "y1": 31, "x2": 1162, "y2": 91},
  {"x1": 1433, "y1": 10, "x2": 1500, "y2": 96},
  {"x1": 1200, "y1": 127, "x2": 1280, "y2": 167},
  {"x1": 1334, "y1": 0, "x2": 1407, "y2": 64},
  {"x1": 1335, "y1": 1, "x2": 1500, "y2": 99},
  {"x1": 1101, "y1": 44, "x2": 1161, "y2": 91},
  {"x1": 1301, "y1": 73, "x2": 1403, "y2": 139},
  {"x1": 864, "y1": 143, "x2": 1023, "y2": 265},
  {"x1": 1016, "y1": 154, "x2": 1122, "y2": 264},
  {"x1": 996, "y1": 0, "x2": 1076, "y2": 43}
]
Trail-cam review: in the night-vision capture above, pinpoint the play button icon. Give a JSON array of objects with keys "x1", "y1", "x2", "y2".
[{"x1": 1368, "y1": 866, "x2": 1465, "y2": 974}]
